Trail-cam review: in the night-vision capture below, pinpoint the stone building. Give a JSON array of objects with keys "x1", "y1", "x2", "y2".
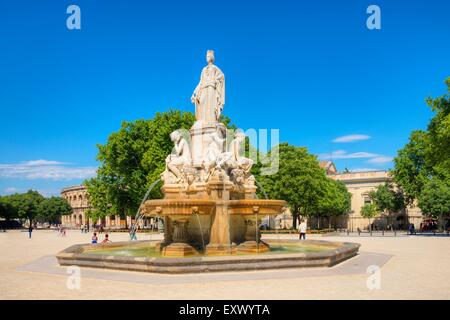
[
  {"x1": 61, "y1": 185, "x2": 148, "y2": 229},
  {"x1": 271, "y1": 165, "x2": 424, "y2": 231},
  {"x1": 60, "y1": 185, "x2": 90, "y2": 227},
  {"x1": 329, "y1": 170, "x2": 423, "y2": 231}
]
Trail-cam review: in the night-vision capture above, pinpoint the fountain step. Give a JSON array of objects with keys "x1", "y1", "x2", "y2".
[
  {"x1": 161, "y1": 243, "x2": 199, "y2": 257},
  {"x1": 236, "y1": 241, "x2": 270, "y2": 254}
]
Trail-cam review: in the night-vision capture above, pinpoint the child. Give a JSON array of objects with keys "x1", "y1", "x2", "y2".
[
  {"x1": 101, "y1": 234, "x2": 111, "y2": 243},
  {"x1": 91, "y1": 232, "x2": 98, "y2": 244}
]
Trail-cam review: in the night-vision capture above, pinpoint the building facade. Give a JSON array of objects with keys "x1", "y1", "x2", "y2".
[
  {"x1": 61, "y1": 185, "x2": 148, "y2": 229},
  {"x1": 272, "y1": 168, "x2": 424, "y2": 231},
  {"x1": 60, "y1": 185, "x2": 90, "y2": 227},
  {"x1": 328, "y1": 170, "x2": 423, "y2": 231}
]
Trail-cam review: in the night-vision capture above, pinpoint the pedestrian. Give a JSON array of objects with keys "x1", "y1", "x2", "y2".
[
  {"x1": 28, "y1": 225, "x2": 33, "y2": 239},
  {"x1": 411, "y1": 223, "x2": 415, "y2": 235},
  {"x1": 101, "y1": 233, "x2": 111, "y2": 243},
  {"x1": 91, "y1": 232, "x2": 98, "y2": 244},
  {"x1": 298, "y1": 219, "x2": 307, "y2": 240}
]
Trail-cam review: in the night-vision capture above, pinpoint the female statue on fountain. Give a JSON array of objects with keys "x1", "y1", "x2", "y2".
[{"x1": 191, "y1": 50, "x2": 225, "y2": 123}]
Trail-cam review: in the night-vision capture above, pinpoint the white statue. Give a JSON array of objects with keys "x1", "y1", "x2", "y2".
[
  {"x1": 203, "y1": 127, "x2": 232, "y2": 180},
  {"x1": 191, "y1": 50, "x2": 225, "y2": 123},
  {"x1": 163, "y1": 130, "x2": 192, "y2": 183},
  {"x1": 228, "y1": 130, "x2": 253, "y2": 175}
]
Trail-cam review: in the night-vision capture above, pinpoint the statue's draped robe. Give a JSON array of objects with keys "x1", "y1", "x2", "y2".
[{"x1": 194, "y1": 64, "x2": 225, "y2": 122}]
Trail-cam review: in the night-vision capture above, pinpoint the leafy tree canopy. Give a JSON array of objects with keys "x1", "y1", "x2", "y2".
[
  {"x1": 418, "y1": 178, "x2": 450, "y2": 218},
  {"x1": 393, "y1": 77, "x2": 450, "y2": 214},
  {"x1": 1, "y1": 190, "x2": 44, "y2": 222},
  {"x1": 316, "y1": 179, "x2": 351, "y2": 218},
  {"x1": 36, "y1": 197, "x2": 72, "y2": 223},
  {"x1": 360, "y1": 203, "x2": 379, "y2": 220},
  {"x1": 85, "y1": 110, "x2": 196, "y2": 220},
  {"x1": 0, "y1": 197, "x2": 15, "y2": 220},
  {"x1": 0, "y1": 191, "x2": 71, "y2": 223},
  {"x1": 369, "y1": 182, "x2": 405, "y2": 214},
  {"x1": 259, "y1": 143, "x2": 330, "y2": 228}
]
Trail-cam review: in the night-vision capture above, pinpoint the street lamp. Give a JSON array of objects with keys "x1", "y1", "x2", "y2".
[{"x1": 349, "y1": 210, "x2": 355, "y2": 233}]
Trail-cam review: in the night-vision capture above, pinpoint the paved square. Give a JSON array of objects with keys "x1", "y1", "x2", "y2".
[{"x1": 1, "y1": 230, "x2": 449, "y2": 299}]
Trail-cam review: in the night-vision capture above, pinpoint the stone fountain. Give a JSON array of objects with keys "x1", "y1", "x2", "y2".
[
  {"x1": 56, "y1": 50, "x2": 360, "y2": 273},
  {"x1": 141, "y1": 50, "x2": 286, "y2": 256}
]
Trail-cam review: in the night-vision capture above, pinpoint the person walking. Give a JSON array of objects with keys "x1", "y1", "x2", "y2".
[
  {"x1": 28, "y1": 225, "x2": 33, "y2": 239},
  {"x1": 298, "y1": 219, "x2": 307, "y2": 240}
]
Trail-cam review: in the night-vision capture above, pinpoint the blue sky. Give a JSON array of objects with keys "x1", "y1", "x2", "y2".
[{"x1": 0, "y1": 0, "x2": 449, "y2": 196}]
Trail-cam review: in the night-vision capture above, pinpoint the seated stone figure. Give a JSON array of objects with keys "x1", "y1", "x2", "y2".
[
  {"x1": 228, "y1": 131, "x2": 253, "y2": 172},
  {"x1": 203, "y1": 126, "x2": 232, "y2": 180},
  {"x1": 162, "y1": 130, "x2": 192, "y2": 184},
  {"x1": 226, "y1": 130, "x2": 254, "y2": 185}
]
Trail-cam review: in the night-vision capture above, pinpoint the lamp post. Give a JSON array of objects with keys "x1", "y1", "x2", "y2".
[{"x1": 349, "y1": 210, "x2": 355, "y2": 233}]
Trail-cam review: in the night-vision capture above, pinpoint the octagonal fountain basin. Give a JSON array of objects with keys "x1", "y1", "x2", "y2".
[{"x1": 56, "y1": 239, "x2": 360, "y2": 274}]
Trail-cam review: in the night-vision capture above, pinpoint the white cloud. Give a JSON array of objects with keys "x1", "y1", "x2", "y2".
[
  {"x1": 0, "y1": 160, "x2": 97, "y2": 181},
  {"x1": 23, "y1": 160, "x2": 66, "y2": 166},
  {"x1": 4, "y1": 187, "x2": 18, "y2": 193},
  {"x1": 332, "y1": 134, "x2": 370, "y2": 143},
  {"x1": 319, "y1": 150, "x2": 379, "y2": 160},
  {"x1": 367, "y1": 156, "x2": 393, "y2": 164}
]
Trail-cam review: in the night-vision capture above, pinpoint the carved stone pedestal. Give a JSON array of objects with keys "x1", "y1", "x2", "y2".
[
  {"x1": 161, "y1": 218, "x2": 198, "y2": 257},
  {"x1": 236, "y1": 215, "x2": 270, "y2": 253}
]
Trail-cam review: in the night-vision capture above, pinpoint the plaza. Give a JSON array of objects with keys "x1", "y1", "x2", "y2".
[{"x1": 1, "y1": 229, "x2": 449, "y2": 300}]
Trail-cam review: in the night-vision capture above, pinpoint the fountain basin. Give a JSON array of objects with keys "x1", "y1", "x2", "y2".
[
  {"x1": 141, "y1": 198, "x2": 287, "y2": 256},
  {"x1": 56, "y1": 239, "x2": 360, "y2": 274}
]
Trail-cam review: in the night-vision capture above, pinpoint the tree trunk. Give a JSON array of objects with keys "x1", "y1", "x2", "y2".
[
  {"x1": 292, "y1": 210, "x2": 298, "y2": 230},
  {"x1": 292, "y1": 207, "x2": 299, "y2": 230}
]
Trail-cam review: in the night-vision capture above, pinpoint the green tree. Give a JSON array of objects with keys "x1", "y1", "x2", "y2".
[
  {"x1": 316, "y1": 179, "x2": 352, "y2": 228},
  {"x1": 36, "y1": 197, "x2": 72, "y2": 224},
  {"x1": 3, "y1": 190, "x2": 44, "y2": 224},
  {"x1": 0, "y1": 197, "x2": 16, "y2": 221},
  {"x1": 85, "y1": 110, "x2": 196, "y2": 224},
  {"x1": 369, "y1": 183, "x2": 405, "y2": 214},
  {"x1": 259, "y1": 143, "x2": 329, "y2": 229},
  {"x1": 392, "y1": 130, "x2": 430, "y2": 203},
  {"x1": 418, "y1": 178, "x2": 450, "y2": 219},
  {"x1": 360, "y1": 203, "x2": 379, "y2": 231},
  {"x1": 393, "y1": 78, "x2": 450, "y2": 204},
  {"x1": 425, "y1": 77, "x2": 450, "y2": 179}
]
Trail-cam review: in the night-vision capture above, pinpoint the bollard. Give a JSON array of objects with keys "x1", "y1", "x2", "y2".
[
  {"x1": 347, "y1": 229, "x2": 349, "y2": 236},
  {"x1": 382, "y1": 230, "x2": 384, "y2": 236}
]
